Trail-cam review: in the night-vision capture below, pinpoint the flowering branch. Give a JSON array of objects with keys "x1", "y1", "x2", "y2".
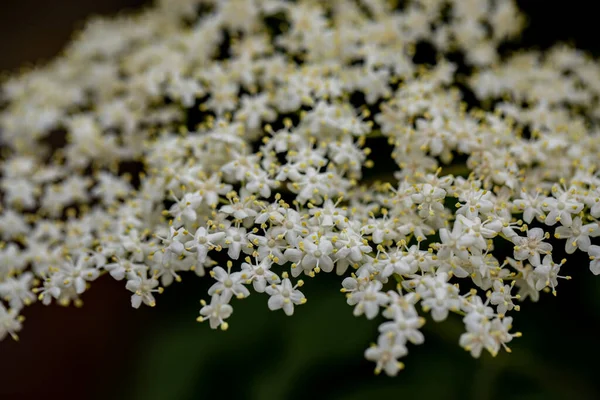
[{"x1": 0, "y1": 0, "x2": 599, "y2": 377}]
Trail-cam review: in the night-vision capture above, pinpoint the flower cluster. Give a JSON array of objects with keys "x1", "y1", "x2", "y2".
[{"x1": 1, "y1": 0, "x2": 600, "y2": 374}]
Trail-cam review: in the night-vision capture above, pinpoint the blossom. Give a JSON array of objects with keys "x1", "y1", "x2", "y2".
[
  {"x1": 240, "y1": 257, "x2": 280, "y2": 293},
  {"x1": 542, "y1": 186, "x2": 584, "y2": 227},
  {"x1": 554, "y1": 216, "x2": 599, "y2": 254},
  {"x1": 1, "y1": 0, "x2": 600, "y2": 377},
  {"x1": 57, "y1": 254, "x2": 100, "y2": 295},
  {"x1": 126, "y1": 272, "x2": 162, "y2": 308},
  {"x1": 265, "y1": 275, "x2": 306, "y2": 316},
  {"x1": 364, "y1": 334, "x2": 407, "y2": 376},
  {"x1": 185, "y1": 227, "x2": 226, "y2": 264},
  {"x1": 208, "y1": 261, "x2": 250, "y2": 302},
  {"x1": 533, "y1": 255, "x2": 568, "y2": 295},
  {"x1": 198, "y1": 294, "x2": 233, "y2": 330},
  {"x1": 287, "y1": 236, "x2": 335, "y2": 277},
  {"x1": 346, "y1": 280, "x2": 388, "y2": 320},
  {"x1": 0, "y1": 272, "x2": 36, "y2": 311},
  {"x1": 0, "y1": 303, "x2": 23, "y2": 341},
  {"x1": 511, "y1": 228, "x2": 553, "y2": 267},
  {"x1": 589, "y1": 245, "x2": 600, "y2": 275}
]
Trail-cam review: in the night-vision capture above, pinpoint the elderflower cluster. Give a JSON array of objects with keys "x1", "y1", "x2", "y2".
[{"x1": 1, "y1": 0, "x2": 599, "y2": 374}]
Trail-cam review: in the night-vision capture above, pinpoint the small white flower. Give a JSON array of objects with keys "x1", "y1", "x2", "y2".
[
  {"x1": 346, "y1": 280, "x2": 388, "y2": 320},
  {"x1": 0, "y1": 303, "x2": 23, "y2": 341},
  {"x1": 554, "y1": 217, "x2": 599, "y2": 254},
  {"x1": 166, "y1": 191, "x2": 203, "y2": 227},
  {"x1": 208, "y1": 261, "x2": 250, "y2": 302},
  {"x1": 533, "y1": 255, "x2": 568, "y2": 295},
  {"x1": 126, "y1": 272, "x2": 162, "y2": 308},
  {"x1": 240, "y1": 257, "x2": 280, "y2": 293},
  {"x1": 489, "y1": 281, "x2": 520, "y2": 315},
  {"x1": 542, "y1": 187, "x2": 584, "y2": 227},
  {"x1": 0, "y1": 272, "x2": 36, "y2": 311},
  {"x1": 378, "y1": 313, "x2": 425, "y2": 345},
  {"x1": 513, "y1": 190, "x2": 545, "y2": 224},
  {"x1": 248, "y1": 229, "x2": 288, "y2": 265},
  {"x1": 198, "y1": 294, "x2": 233, "y2": 330},
  {"x1": 222, "y1": 226, "x2": 252, "y2": 260},
  {"x1": 455, "y1": 188, "x2": 494, "y2": 219},
  {"x1": 419, "y1": 273, "x2": 461, "y2": 322},
  {"x1": 512, "y1": 227, "x2": 553, "y2": 266},
  {"x1": 411, "y1": 183, "x2": 446, "y2": 218},
  {"x1": 589, "y1": 245, "x2": 600, "y2": 275},
  {"x1": 287, "y1": 236, "x2": 334, "y2": 277},
  {"x1": 105, "y1": 256, "x2": 146, "y2": 281},
  {"x1": 58, "y1": 254, "x2": 100, "y2": 295},
  {"x1": 265, "y1": 275, "x2": 306, "y2": 316},
  {"x1": 364, "y1": 334, "x2": 407, "y2": 376},
  {"x1": 459, "y1": 320, "x2": 496, "y2": 358},
  {"x1": 185, "y1": 227, "x2": 226, "y2": 264}
]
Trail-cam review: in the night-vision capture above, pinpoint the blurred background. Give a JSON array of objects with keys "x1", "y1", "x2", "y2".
[{"x1": 1, "y1": 1, "x2": 600, "y2": 399}]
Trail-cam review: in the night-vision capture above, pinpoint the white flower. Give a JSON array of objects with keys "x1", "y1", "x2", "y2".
[
  {"x1": 411, "y1": 183, "x2": 446, "y2": 218},
  {"x1": 105, "y1": 256, "x2": 147, "y2": 281},
  {"x1": 248, "y1": 229, "x2": 288, "y2": 265},
  {"x1": 219, "y1": 195, "x2": 259, "y2": 222},
  {"x1": 235, "y1": 94, "x2": 276, "y2": 132},
  {"x1": 589, "y1": 245, "x2": 600, "y2": 275},
  {"x1": 126, "y1": 272, "x2": 162, "y2": 308},
  {"x1": 309, "y1": 198, "x2": 348, "y2": 228},
  {"x1": 375, "y1": 247, "x2": 414, "y2": 279},
  {"x1": 287, "y1": 167, "x2": 333, "y2": 205},
  {"x1": 0, "y1": 243, "x2": 27, "y2": 278},
  {"x1": 0, "y1": 303, "x2": 23, "y2": 341},
  {"x1": 271, "y1": 208, "x2": 306, "y2": 246},
  {"x1": 513, "y1": 190, "x2": 545, "y2": 224},
  {"x1": 459, "y1": 320, "x2": 496, "y2": 358},
  {"x1": 378, "y1": 313, "x2": 425, "y2": 345},
  {"x1": 198, "y1": 294, "x2": 233, "y2": 330},
  {"x1": 455, "y1": 188, "x2": 494, "y2": 219},
  {"x1": 437, "y1": 222, "x2": 470, "y2": 260},
  {"x1": 240, "y1": 257, "x2": 280, "y2": 293},
  {"x1": 3, "y1": 0, "x2": 600, "y2": 374},
  {"x1": 265, "y1": 275, "x2": 306, "y2": 316},
  {"x1": 196, "y1": 294, "x2": 233, "y2": 331},
  {"x1": 364, "y1": 334, "x2": 407, "y2": 376},
  {"x1": 346, "y1": 280, "x2": 388, "y2": 320},
  {"x1": 382, "y1": 291, "x2": 420, "y2": 321},
  {"x1": 0, "y1": 209, "x2": 30, "y2": 240},
  {"x1": 287, "y1": 236, "x2": 334, "y2": 277},
  {"x1": 489, "y1": 281, "x2": 520, "y2": 315},
  {"x1": 208, "y1": 261, "x2": 250, "y2": 302},
  {"x1": 166, "y1": 191, "x2": 203, "y2": 226},
  {"x1": 185, "y1": 227, "x2": 226, "y2": 264},
  {"x1": 222, "y1": 226, "x2": 252, "y2": 260},
  {"x1": 91, "y1": 172, "x2": 132, "y2": 205},
  {"x1": 0, "y1": 272, "x2": 36, "y2": 311},
  {"x1": 58, "y1": 254, "x2": 100, "y2": 295},
  {"x1": 156, "y1": 226, "x2": 188, "y2": 264},
  {"x1": 361, "y1": 216, "x2": 398, "y2": 244},
  {"x1": 542, "y1": 187, "x2": 584, "y2": 227},
  {"x1": 554, "y1": 217, "x2": 599, "y2": 254},
  {"x1": 456, "y1": 214, "x2": 501, "y2": 251},
  {"x1": 419, "y1": 273, "x2": 461, "y2": 322},
  {"x1": 462, "y1": 295, "x2": 496, "y2": 330},
  {"x1": 245, "y1": 169, "x2": 280, "y2": 198},
  {"x1": 533, "y1": 255, "x2": 568, "y2": 295},
  {"x1": 512, "y1": 227, "x2": 553, "y2": 266},
  {"x1": 1, "y1": 178, "x2": 38, "y2": 209}
]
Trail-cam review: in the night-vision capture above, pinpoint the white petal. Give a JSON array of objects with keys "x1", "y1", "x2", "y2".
[
  {"x1": 131, "y1": 294, "x2": 142, "y2": 309},
  {"x1": 268, "y1": 294, "x2": 284, "y2": 311}
]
